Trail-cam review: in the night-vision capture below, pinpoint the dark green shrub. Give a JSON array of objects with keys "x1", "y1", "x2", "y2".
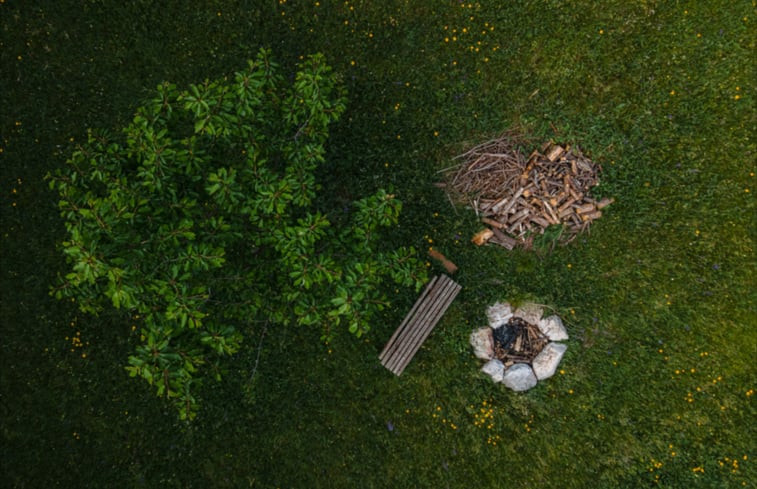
[{"x1": 49, "y1": 49, "x2": 426, "y2": 419}]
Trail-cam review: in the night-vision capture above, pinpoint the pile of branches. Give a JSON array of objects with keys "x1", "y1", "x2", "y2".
[{"x1": 444, "y1": 131, "x2": 612, "y2": 249}]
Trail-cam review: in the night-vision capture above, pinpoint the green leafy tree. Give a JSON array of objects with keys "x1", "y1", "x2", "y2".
[{"x1": 48, "y1": 49, "x2": 427, "y2": 419}]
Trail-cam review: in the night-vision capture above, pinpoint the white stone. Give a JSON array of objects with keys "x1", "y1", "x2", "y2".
[
  {"x1": 469, "y1": 327, "x2": 494, "y2": 360},
  {"x1": 481, "y1": 359, "x2": 505, "y2": 383},
  {"x1": 531, "y1": 342, "x2": 568, "y2": 380},
  {"x1": 486, "y1": 302, "x2": 513, "y2": 328},
  {"x1": 537, "y1": 315, "x2": 569, "y2": 341},
  {"x1": 513, "y1": 303, "x2": 543, "y2": 325},
  {"x1": 501, "y1": 363, "x2": 538, "y2": 391}
]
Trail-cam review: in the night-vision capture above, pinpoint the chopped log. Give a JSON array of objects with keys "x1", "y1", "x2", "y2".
[
  {"x1": 471, "y1": 229, "x2": 494, "y2": 246},
  {"x1": 428, "y1": 248, "x2": 458, "y2": 274},
  {"x1": 543, "y1": 201, "x2": 560, "y2": 224},
  {"x1": 481, "y1": 217, "x2": 506, "y2": 229},
  {"x1": 508, "y1": 208, "x2": 530, "y2": 224},
  {"x1": 581, "y1": 210, "x2": 602, "y2": 222},
  {"x1": 546, "y1": 145, "x2": 564, "y2": 162},
  {"x1": 575, "y1": 202, "x2": 596, "y2": 214},
  {"x1": 576, "y1": 159, "x2": 593, "y2": 172},
  {"x1": 494, "y1": 187, "x2": 524, "y2": 215},
  {"x1": 487, "y1": 196, "x2": 509, "y2": 214},
  {"x1": 490, "y1": 227, "x2": 518, "y2": 250},
  {"x1": 558, "y1": 197, "x2": 577, "y2": 213},
  {"x1": 597, "y1": 197, "x2": 615, "y2": 209},
  {"x1": 530, "y1": 215, "x2": 550, "y2": 228}
]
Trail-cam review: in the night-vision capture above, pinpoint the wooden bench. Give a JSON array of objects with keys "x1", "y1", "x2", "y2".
[{"x1": 379, "y1": 274, "x2": 462, "y2": 376}]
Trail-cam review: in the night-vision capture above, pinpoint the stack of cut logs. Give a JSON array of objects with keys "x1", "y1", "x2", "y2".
[{"x1": 446, "y1": 132, "x2": 613, "y2": 249}]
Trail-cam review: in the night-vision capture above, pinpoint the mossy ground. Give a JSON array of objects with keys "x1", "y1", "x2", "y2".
[{"x1": 1, "y1": 1, "x2": 754, "y2": 487}]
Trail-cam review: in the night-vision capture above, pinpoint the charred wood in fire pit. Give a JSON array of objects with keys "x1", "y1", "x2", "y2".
[{"x1": 491, "y1": 317, "x2": 549, "y2": 366}]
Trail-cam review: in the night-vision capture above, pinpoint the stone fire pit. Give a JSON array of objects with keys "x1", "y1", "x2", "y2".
[{"x1": 470, "y1": 302, "x2": 568, "y2": 391}]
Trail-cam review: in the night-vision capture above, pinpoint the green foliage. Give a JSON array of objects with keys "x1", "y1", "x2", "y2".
[
  {"x1": 3, "y1": 1, "x2": 753, "y2": 487},
  {"x1": 532, "y1": 224, "x2": 566, "y2": 255},
  {"x1": 48, "y1": 49, "x2": 427, "y2": 419}
]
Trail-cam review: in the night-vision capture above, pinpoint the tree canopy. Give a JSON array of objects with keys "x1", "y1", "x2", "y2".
[{"x1": 49, "y1": 49, "x2": 427, "y2": 419}]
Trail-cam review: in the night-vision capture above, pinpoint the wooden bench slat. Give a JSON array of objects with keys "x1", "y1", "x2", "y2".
[
  {"x1": 380, "y1": 276, "x2": 447, "y2": 368},
  {"x1": 380, "y1": 275, "x2": 450, "y2": 371},
  {"x1": 384, "y1": 276, "x2": 457, "y2": 374},
  {"x1": 378, "y1": 275, "x2": 439, "y2": 362},
  {"x1": 379, "y1": 275, "x2": 445, "y2": 366},
  {"x1": 388, "y1": 277, "x2": 461, "y2": 375},
  {"x1": 379, "y1": 274, "x2": 461, "y2": 376}
]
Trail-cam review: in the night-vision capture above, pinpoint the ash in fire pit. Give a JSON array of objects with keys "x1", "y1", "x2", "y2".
[
  {"x1": 470, "y1": 302, "x2": 569, "y2": 391},
  {"x1": 492, "y1": 317, "x2": 549, "y2": 368}
]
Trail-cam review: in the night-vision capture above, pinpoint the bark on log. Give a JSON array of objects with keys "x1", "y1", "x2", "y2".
[
  {"x1": 546, "y1": 145, "x2": 564, "y2": 162},
  {"x1": 581, "y1": 210, "x2": 602, "y2": 221},
  {"x1": 471, "y1": 229, "x2": 494, "y2": 246},
  {"x1": 575, "y1": 202, "x2": 596, "y2": 214},
  {"x1": 597, "y1": 197, "x2": 615, "y2": 209},
  {"x1": 481, "y1": 217, "x2": 506, "y2": 229},
  {"x1": 428, "y1": 248, "x2": 458, "y2": 274},
  {"x1": 490, "y1": 227, "x2": 518, "y2": 250}
]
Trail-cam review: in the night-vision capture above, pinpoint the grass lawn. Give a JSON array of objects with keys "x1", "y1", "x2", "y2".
[{"x1": 1, "y1": 1, "x2": 754, "y2": 487}]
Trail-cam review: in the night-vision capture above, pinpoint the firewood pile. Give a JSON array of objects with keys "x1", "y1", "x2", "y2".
[
  {"x1": 444, "y1": 132, "x2": 613, "y2": 249},
  {"x1": 492, "y1": 317, "x2": 548, "y2": 368}
]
